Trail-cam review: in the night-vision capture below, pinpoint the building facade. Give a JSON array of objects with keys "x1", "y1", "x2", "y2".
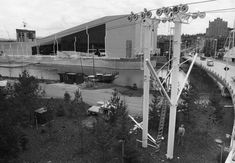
[
  {"x1": 206, "y1": 18, "x2": 229, "y2": 38},
  {"x1": 16, "y1": 29, "x2": 36, "y2": 42},
  {"x1": 32, "y1": 15, "x2": 158, "y2": 58}
]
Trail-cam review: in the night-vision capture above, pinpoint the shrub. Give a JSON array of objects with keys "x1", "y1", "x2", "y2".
[
  {"x1": 64, "y1": 91, "x2": 71, "y2": 104},
  {"x1": 56, "y1": 105, "x2": 65, "y2": 117}
]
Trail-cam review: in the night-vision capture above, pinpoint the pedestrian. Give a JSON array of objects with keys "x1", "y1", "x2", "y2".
[
  {"x1": 95, "y1": 49, "x2": 100, "y2": 57},
  {"x1": 177, "y1": 124, "x2": 185, "y2": 146}
]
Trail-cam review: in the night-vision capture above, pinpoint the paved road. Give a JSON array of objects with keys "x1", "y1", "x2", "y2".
[
  {"x1": 42, "y1": 83, "x2": 145, "y2": 117},
  {"x1": 190, "y1": 56, "x2": 235, "y2": 88}
]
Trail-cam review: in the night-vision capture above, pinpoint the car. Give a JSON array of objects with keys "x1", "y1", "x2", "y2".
[
  {"x1": 87, "y1": 101, "x2": 105, "y2": 115},
  {"x1": 207, "y1": 60, "x2": 214, "y2": 66}
]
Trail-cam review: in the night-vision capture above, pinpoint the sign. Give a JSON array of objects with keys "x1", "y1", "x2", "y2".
[{"x1": 224, "y1": 67, "x2": 229, "y2": 71}]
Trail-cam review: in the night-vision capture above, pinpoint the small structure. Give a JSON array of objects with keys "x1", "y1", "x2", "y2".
[
  {"x1": 0, "y1": 80, "x2": 7, "y2": 87},
  {"x1": 34, "y1": 107, "x2": 52, "y2": 127},
  {"x1": 58, "y1": 72, "x2": 85, "y2": 84}
]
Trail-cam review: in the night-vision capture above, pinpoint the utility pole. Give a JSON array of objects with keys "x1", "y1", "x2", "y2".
[
  {"x1": 166, "y1": 19, "x2": 181, "y2": 159},
  {"x1": 127, "y1": 2, "x2": 208, "y2": 159},
  {"x1": 142, "y1": 18, "x2": 152, "y2": 148}
]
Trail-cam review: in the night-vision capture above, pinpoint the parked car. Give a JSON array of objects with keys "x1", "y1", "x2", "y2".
[
  {"x1": 207, "y1": 60, "x2": 214, "y2": 66},
  {"x1": 87, "y1": 101, "x2": 104, "y2": 115}
]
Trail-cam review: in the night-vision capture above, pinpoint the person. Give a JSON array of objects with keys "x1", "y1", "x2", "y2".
[
  {"x1": 177, "y1": 124, "x2": 185, "y2": 146},
  {"x1": 95, "y1": 49, "x2": 100, "y2": 57}
]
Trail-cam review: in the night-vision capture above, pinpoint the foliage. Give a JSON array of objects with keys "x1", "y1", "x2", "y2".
[
  {"x1": 63, "y1": 91, "x2": 71, "y2": 104},
  {"x1": 93, "y1": 89, "x2": 142, "y2": 162},
  {"x1": 0, "y1": 87, "x2": 27, "y2": 162},
  {"x1": 177, "y1": 83, "x2": 199, "y2": 122},
  {"x1": 0, "y1": 121, "x2": 20, "y2": 163},
  {"x1": 12, "y1": 70, "x2": 43, "y2": 125},
  {"x1": 94, "y1": 118, "x2": 116, "y2": 162},
  {"x1": 73, "y1": 88, "x2": 83, "y2": 104},
  {"x1": 56, "y1": 104, "x2": 65, "y2": 117},
  {"x1": 149, "y1": 92, "x2": 162, "y2": 130},
  {"x1": 209, "y1": 93, "x2": 223, "y2": 122}
]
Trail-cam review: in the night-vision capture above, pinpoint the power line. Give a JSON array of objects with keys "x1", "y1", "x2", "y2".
[{"x1": 203, "y1": 8, "x2": 235, "y2": 13}]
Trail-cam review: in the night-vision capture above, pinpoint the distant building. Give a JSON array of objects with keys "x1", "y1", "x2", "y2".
[
  {"x1": 204, "y1": 18, "x2": 230, "y2": 56},
  {"x1": 16, "y1": 29, "x2": 36, "y2": 42},
  {"x1": 206, "y1": 18, "x2": 229, "y2": 38},
  {"x1": 32, "y1": 15, "x2": 158, "y2": 57}
]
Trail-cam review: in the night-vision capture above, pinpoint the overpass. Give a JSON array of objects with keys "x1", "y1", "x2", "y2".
[{"x1": 185, "y1": 55, "x2": 235, "y2": 162}]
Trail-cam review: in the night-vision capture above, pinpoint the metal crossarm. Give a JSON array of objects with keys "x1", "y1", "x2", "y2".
[
  {"x1": 176, "y1": 53, "x2": 198, "y2": 102},
  {"x1": 128, "y1": 115, "x2": 157, "y2": 144},
  {"x1": 146, "y1": 59, "x2": 172, "y2": 106}
]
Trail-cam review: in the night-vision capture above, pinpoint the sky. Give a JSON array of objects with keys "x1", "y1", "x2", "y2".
[{"x1": 0, "y1": 0, "x2": 234, "y2": 39}]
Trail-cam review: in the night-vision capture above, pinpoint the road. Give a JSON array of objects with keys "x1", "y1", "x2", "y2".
[{"x1": 191, "y1": 56, "x2": 235, "y2": 89}]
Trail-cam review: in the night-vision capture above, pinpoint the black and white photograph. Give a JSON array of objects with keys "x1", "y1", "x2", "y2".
[{"x1": 0, "y1": 0, "x2": 235, "y2": 162}]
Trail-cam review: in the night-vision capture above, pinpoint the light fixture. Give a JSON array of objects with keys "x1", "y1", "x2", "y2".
[
  {"x1": 179, "y1": 4, "x2": 189, "y2": 13},
  {"x1": 191, "y1": 12, "x2": 198, "y2": 19},
  {"x1": 156, "y1": 8, "x2": 163, "y2": 16},
  {"x1": 198, "y1": 12, "x2": 206, "y2": 18},
  {"x1": 146, "y1": 11, "x2": 152, "y2": 18},
  {"x1": 163, "y1": 7, "x2": 171, "y2": 16},
  {"x1": 172, "y1": 6, "x2": 180, "y2": 14},
  {"x1": 127, "y1": 15, "x2": 133, "y2": 22},
  {"x1": 162, "y1": 17, "x2": 167, "y2": 23},
  {"x1": 134, "y1": 14, "x2": 139, "y2": 21},
  {"x1": 140, "y1": 12, "x2": 146, "y2": 19}
]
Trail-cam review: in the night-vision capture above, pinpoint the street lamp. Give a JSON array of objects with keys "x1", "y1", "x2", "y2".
[
  {"x1": 214, "y1": 39, "x2": 218, "y2": 59},
  {"x1": 215, "y1": 138, "x2": 224, "y2": 163},
  {"x1": 119, "y1": 139, "x2": 125, "y2": 163}
]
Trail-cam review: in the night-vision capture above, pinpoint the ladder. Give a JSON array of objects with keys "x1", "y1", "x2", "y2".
[
  {"x1": 155, "y1": 97, "x2": 167, "y2": 152},
  {"x1": 151, "y1": 79, "x2": 168, "y2": 151}
]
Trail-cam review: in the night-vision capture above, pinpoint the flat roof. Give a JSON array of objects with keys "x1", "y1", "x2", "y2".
[{"x1": 37, "y1": 15, "x2": 127, "y2": 46}]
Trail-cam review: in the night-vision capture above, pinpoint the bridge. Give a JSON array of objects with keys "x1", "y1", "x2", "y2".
[{"x1": 185, "y1": 55, "x2": 235, "y2": 162}]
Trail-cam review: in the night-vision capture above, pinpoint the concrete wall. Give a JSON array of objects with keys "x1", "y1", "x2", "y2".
[
  {"x1": 106, "y1": 17, "x2": 138, "y2": 58},
  {"x1": 0, "y1": 42, "x2": 36, "y2": 56}
]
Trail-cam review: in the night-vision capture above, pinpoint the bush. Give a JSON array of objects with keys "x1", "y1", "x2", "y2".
[
  {"x1": 56, "y1": 105, "x2": 65, "y2": 117},
  {"x1": 0, "y1": 122, "x2": 21, "y2": 162},
  {"x1": 67, "y1": 104, "x2": 77, "y2": 118},
  {"x1": 73, "y1": 88, "x2": 82, "y2": 104},
  {"x1": 64, "y1": 91, "x2": 71, "y2": 104}
]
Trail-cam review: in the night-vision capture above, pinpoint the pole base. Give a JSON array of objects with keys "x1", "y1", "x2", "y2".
[{"x1": 165, "y1": 154, "x2": 173, "y2": 160}]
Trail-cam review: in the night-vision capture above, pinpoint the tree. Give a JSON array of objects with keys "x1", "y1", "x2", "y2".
[
  {"x1": 0, "y1": 87, "x2": 26, "y2": 162},
  {"x1": 64, "y1": 91, "x2": 71, "y2": 104},
  {"x1": 13, "y1": 70, "x2": 43, "y2": 125},
  {"x1": 209, "y1": 93, "x2": 223, "y2": 122},
  {"x1": 149, "y1": 92, "x2": 162, "y2": 130},
  {"x1": 94, "y1": 118, "x2": 116, "y2": 162},
  {"x1": 73, "y1": 88, "x2": 82, "y2": 104},
  {"x1": 178, "y1": 83, "x2": 199, "y2": 122}
]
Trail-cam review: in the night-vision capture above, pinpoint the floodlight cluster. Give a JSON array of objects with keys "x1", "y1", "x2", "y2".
[{"x1": 127, "y1": 4, "x2": 206, "y2": 23}]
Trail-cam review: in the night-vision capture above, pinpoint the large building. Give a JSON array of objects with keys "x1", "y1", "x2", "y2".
[
  {"x1": 206, "y1": 18, "x2": 229, "y2": 38},
  {"x1": 32, "y1": 15, "x2": 158, "y2": 58},
  {"x1": 204, "y1": 18, "x2": 230, "y2": 57}
]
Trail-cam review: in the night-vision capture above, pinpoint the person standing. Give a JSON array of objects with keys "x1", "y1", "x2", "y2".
[{"x1": 177, "y1": 124, "x2": 185, "y2": 146}]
